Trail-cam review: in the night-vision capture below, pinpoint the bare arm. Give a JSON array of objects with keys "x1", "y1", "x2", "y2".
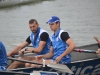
[
  {"x1": 7, "y1": 41, "x2": 30, "y2": 57},
  {"x1": 26, "y1": 41, "x2": 46, "y2": 53},
  {"x1": 42, "y1": 46, "x2": 54, "y2": 59},
  {"x1": 55, "y1": 32, "x2": 76, "y2": 63},
  {"x1": 26, "y1": 32, "x2": 49, "y2": 53},
  {"x1": 60, "y1": 32, "x2": 76, "y2": 57},
  {"x1": 60, "y1": 38, "x2": 76, "y2": 58}
]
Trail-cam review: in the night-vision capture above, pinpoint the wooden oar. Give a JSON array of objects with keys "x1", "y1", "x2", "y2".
[
  {"x1": 22, "y1": 51, "x2": 34, "y2": 54},
  {"x1": 94, "y1": 36, "x2": 100, "y2": 44},
  {"x1": 74, "y1": 49, "x2": 97, "y2": 53},
  {"x1": 9, "y1": 49, "x2": 35, "y2": 58},
  {"x1": 18, "y1": 51, "x2": 35, "y2": 57},
  {"x1": 94, "y1": 36, "x2": 100, "y2": 48},
  {"x1": 8, "y1": 57, "x2": 73, "y2": 74}
]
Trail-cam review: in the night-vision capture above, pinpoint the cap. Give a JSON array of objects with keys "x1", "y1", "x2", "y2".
[{"x1": 46, "y1": 16, "x2": 60, "y2": 24}]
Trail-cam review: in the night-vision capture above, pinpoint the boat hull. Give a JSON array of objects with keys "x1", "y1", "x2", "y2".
[
  {"x1": 0, "y1": 0, "x2": 19, "y2": 7},
  {"x1": 8, "y1": 58, "x2": 100, "y2": 75},
  {"x1": 0, "y1": 43, "x2": 100, "y2": 75},
  {"x1": 0, "y1": 0, "x2": 35, "y2": 8}
]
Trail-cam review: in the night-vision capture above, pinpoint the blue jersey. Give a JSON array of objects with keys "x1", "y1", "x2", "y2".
[
  {"x1": 30, "y1": 27, "x2": 51, "y2": 55},
  {"x1": 51, "y1": 28, "x2": 71, "y2": 63},
  {"x1": 0, "y1": 41, "x2": 7, "y2": 70}
]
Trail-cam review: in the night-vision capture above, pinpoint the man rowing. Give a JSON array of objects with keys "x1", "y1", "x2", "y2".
[
  {"x1": 28, "y1": 16, "x2": 76, "y2": 67},
  {"x1": 7, "y1": 19, "x2": 51, "y2": 69},
  {"x1": 42, "y1": 16, "x2": 76, "y2": 64}
]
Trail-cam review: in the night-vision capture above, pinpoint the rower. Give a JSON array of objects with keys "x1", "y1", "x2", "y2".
[
  {"x1": 7, "y1": 19, "x2": 52, "y2": 69},
  {"x1": 0, "y1": 41, "x2": 7, "y2": 71}
]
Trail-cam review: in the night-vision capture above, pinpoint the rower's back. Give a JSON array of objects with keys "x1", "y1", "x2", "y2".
[{"x1": 0, "y1": 41, "x2": 7, "y2": 71}]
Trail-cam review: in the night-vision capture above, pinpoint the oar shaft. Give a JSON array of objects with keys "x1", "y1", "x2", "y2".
[
  {"x1": 18, "y1": 51, "x2": 35, "y2": 57},
  {"x1": 8, "y1": 57, "x2": 42, "y2": 65},
  {"x1": 23, "y1": 51, "x2": 34, "y2": 54},
  {"x1": 74, "y1": 49, "x2": 96, "y2": 53}
]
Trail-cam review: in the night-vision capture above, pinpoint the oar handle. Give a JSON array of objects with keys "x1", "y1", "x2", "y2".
[
  {"x1": 22, "y1": 51, "x2": 34, "y2": 54},
  {"x1": 8, "y1": 57, "x2": 42, "y2": 65},
  {"x1": 19, "y1": 51, "x2": 34, "y2": 57},
  {"x1": 74, "y1": 49, "x2": 96, "y2": 53}
]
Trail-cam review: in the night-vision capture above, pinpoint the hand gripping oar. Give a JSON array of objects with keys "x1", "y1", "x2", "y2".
[
  {"x1": 22, "y1": 51, "x2": 34, "y2": 54},
  {"x1": 19, "y1": 51, "x2": 35, "y2": 57},
  {"x1": 74, "y1": 49, "x2": 97, "y2": 53},
  {"x1": 7, "y1": 57, "x2": 73, "y2": 74}
]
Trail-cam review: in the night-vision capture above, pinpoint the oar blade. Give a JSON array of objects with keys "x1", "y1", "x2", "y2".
[{"x1": 47, "y1": 64, "x2": 73, "y2": 74}]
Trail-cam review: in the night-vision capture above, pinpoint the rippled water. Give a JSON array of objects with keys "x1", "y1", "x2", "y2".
[{"x1": 0, "y1": 0, "x2": 100, "y2": 52}]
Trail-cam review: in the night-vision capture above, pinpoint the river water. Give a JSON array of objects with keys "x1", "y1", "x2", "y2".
[{"x1": 0, "y1": 0, "x2": 100, "y2": 52}]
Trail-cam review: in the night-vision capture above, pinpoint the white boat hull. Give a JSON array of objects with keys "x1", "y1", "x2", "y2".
[{"x1": 0, "y1": 0, "x2": 34, "y2": 8}]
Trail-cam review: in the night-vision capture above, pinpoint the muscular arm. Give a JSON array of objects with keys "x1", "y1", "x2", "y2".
[
  {"x1": 7, "y1": 36, "x2": 31, "y2": 57},
  {"x1": 27, "y1": 32, "x2": 49, "y2": 53},
  {"x1": 42, "y1": 46, "x2": 54, "y2": 59},
  {"x1": 60, "y1": 32, "x2": 76, "y2": 58}
]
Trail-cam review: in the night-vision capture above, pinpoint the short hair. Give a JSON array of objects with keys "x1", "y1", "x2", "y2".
[
  {"x1": 55, "y1": 21, "x2": 60, "y2": 26},
  {"x1": 29, "y1": 19, "x2": 38, "y2": 24},
  {"x1": 55, "y1": 21, "x2": 60, "y2": 24}
]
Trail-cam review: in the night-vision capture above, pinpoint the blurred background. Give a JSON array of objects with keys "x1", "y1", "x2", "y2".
[{"x1": 0, "y1": 0, "x2": 100, "y2": 52}]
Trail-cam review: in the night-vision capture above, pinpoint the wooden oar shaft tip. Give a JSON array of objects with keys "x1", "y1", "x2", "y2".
[{"x1": 94, "y1": 36, "x2": 99, "y2": 42}]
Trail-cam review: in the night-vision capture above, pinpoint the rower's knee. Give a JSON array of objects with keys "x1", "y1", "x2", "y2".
[
  {"x1": 13, "y1": 61, "x2": 22, "y2": 66},
  {"x1": 25, "y1": 63, "x2": 31, "y2": 67},
  {"x1": 7, "y1": 61, "x2": 23, "y2": 69},
  {"x1": 31, "y1": 64, "x2": 36, "y2": 67},
  {"x1": 31, "y1": 64, "x2": 42, "y2": 68}
]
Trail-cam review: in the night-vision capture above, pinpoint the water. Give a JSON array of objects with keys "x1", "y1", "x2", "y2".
[{"x1": 0, "y1": 0, "x2": 100, "y2": 52}]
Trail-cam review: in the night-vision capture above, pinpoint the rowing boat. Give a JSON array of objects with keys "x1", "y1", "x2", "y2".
[
  {"x1": 0, "y1": 0, "x2": 42, "y2": 8},
  {"x1": 0, "y1": 43, "x2": 100, "y2": 75}
]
